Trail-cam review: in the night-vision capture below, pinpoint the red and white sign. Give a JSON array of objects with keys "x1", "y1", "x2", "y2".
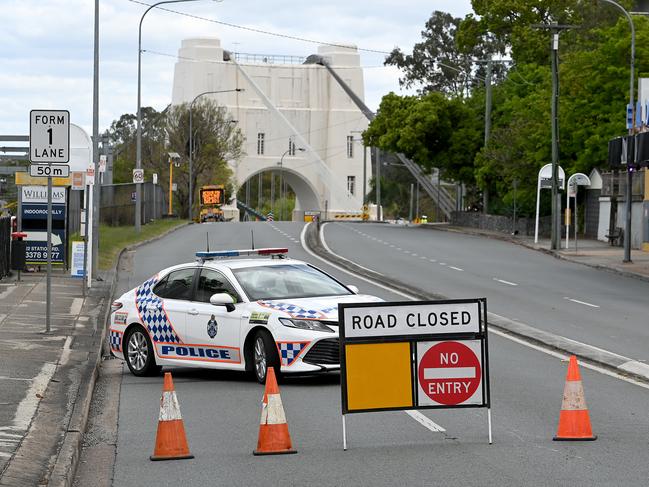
[
  {"x1": 417, "y1": 340, "x2": 483, "y2": 406},
  {"x1": 86, "y1": 163, "x2": 95, "y2": 186}
]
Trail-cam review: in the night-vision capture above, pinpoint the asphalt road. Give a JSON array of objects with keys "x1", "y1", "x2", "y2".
[
  {"x1": 78, "y1": 222, "x2": 649, "y2": 486},
  {"x1": 322, "y1": 222, "x2": 649, "y2": 364}
]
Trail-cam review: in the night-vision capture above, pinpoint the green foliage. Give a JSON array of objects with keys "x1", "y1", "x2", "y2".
[
  {"x1": 370, "y1": 4, "x2": 647, "y2": 217},
  {"x1": 103, "y1": 101, "x2": 244, "y2": 218}
]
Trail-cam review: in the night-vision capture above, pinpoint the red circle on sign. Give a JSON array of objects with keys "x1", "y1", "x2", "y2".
[{"x1": 418, "y1": 341, "x2": 481, "y2": 405}]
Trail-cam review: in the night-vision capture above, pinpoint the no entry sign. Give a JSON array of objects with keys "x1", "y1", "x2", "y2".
[{"x1": 417, "y1": 340, "x2": 483, "y2": 406}]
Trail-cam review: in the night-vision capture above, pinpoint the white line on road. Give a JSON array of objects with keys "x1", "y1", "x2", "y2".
[
  {"x1": 404, "y1": 410, "x2": 446, "y2": 433},
  {"x1": 69, "y1": 297, "x2": 83, "y2": 316},
  {"x1": 0, "y1": 376, "x2": 32, "y2": 381},
  {"x1": 493, "y1": 278, "x2": 518, "y2": 286},
  {"x1": 13, "y1": 363, "x2": 56, "y2": 430},
  {"x1": 564, "y1": 297, "x2": 600, "y2": 308},
  {"x1": 449, "y1": 266, "x2": 464, "y2": 272}
]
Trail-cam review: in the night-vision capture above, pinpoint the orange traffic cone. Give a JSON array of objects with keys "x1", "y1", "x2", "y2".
[
  {"x1": 150, "y1": 372, "x2": 195, "y2": 460},
  {"x1": 553, "y1": 356, "x2": 597, "y2": 441},
  {"x1": 253, "y1": 367, "x2": 297, "y2": 455}
]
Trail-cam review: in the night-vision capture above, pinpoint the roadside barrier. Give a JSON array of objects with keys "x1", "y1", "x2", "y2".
[
  {"x1": 253, "y1": 367, "x2": 297, "y2": 455},
  {"x1": 150, "y1": 372, "x2": 195, "y2": 460},
  {"x1": 553, "y1": 356, "x2": 597, "y2": 441}
]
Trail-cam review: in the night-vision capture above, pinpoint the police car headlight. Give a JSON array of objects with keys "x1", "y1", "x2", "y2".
[{"x1": 279, "y1": 318, "x2": 334, "y2": 333}]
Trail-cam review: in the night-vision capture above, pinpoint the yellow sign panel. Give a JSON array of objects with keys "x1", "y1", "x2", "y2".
[
  {"x1": 345, "y1": 342, "x2": 412, "y2": 411},
  {"x1": 15, "y1": 171, "x2": 71, "y2": 186}
]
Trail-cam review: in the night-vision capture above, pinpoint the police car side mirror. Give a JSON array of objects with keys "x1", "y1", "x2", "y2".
[
  {"x1": 210, "y1": 293, "x2": 235, "y2": 312},
  {"x1": 347, "y1": 285, "x2": 359, "y2": 294}
]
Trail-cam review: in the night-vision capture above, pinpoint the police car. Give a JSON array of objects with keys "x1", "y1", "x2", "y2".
[{"x1": 109, "y1": 248, "x2": 381, "y2": 383}]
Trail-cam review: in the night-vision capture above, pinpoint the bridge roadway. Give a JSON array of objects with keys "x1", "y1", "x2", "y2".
[{"x1": 75, "y1": 222, "x2": 649, "y2": 486}]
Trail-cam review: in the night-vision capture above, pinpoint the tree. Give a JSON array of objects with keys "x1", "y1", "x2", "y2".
[
  {"x1": 103, "y1": 107, "x2": 167, "y2": 184},
  {"x1": 385, "y1": 10, "x2": 506, "y2": 97},
  {"x1": 363, "y1": 92, "x2": 482, "y2": 186},
  {"x1": 165, "y1": 100, "x2": 244, "y2": 218}
]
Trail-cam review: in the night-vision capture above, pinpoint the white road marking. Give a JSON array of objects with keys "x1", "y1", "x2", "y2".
[
  {"x1": 0, "y1": 376, "x2": 32, "y2": 381},
  {"x1": 0, "y1": 286, "x2": 17, "y2": 300},
  {"x1": 69, "y1": 297, "x2": 84, "y2": 316},
  {"x1": 13, "y1": 363, "x2": 56, "y2": 430},
  {"x1": 439, "y1": 263, "x2": 447, "y2": 266},
  {"x1": 0, "y1": 452, "x2": 12, "y2": 458},
  {"x1": 404, "y1": 410, "x2": 446, "y2": 433},
  {"x1": 493, "y1": 278, "x2": 518, "y2": 286},
  {"x1": 59, "y1": 336, "x2": 73, "y2": 366},
  {"x1": 429, "y1": 259, "x2": 437, "y2": 263},
  {"x1": 564, "y1": 297, "x2": 600, "y2": 308},
  {"x1": 449, "y1": 266, "x2": 464, "y2": 272}
]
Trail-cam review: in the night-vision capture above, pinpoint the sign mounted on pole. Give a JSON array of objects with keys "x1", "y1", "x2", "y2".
[
  {"x1": 29, "y1": 164, "x2": 70, "y2": 178},
  {"x1": 29, "y1": 110, "x2": 70, "y2": 163},
  {"x1": 133, "y1": 168, "x2": 144, "y2": 184},
  {"x1": 339, "y1": 298, "x2": 491, "y2": 450}
]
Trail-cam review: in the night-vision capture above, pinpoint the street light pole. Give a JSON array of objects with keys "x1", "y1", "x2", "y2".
[
  {"x1": 136, "y1": 0, "x2": 204, "y2": 233},
  {"x1": 598, "y1": 0, "x2": 635, "y2": 262},
  {"x1": 188, "y1": 88, "x2": 242, "y2": 221}
]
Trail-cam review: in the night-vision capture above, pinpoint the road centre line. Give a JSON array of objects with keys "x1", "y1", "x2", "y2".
[
  {"x1": 449, "y1": 266, "x2": 464, "y2": 272},
  {"x1": 308, "y1": 223, "x2": 649, "y2": 392},
  {"x1": 564, "y1": 297, "x2": 600, "y2": 308},
  {"x1": 493, "y1": 278, "x2": 518, "y2": 286},
  {"x1": 404, "y1": 410, "x2": 446, "y2": 433}
]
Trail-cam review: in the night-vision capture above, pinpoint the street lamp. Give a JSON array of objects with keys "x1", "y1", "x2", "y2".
[
  {"x1": 135, "y1": 0, "x2": 209, "y2": 233},
  {"x1": 597, "y1": 0, "x2": 635, "y2": 262},
  {"x1": 277, "y1": 147, "x2": 305, "y2": 221},
  {"x1": 188, "y1": 89, "x2": 243, "y2": 221}
]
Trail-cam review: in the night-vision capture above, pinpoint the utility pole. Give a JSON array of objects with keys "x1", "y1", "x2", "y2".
[
  {"x1": 533, "y1": 23, "x2": 574, "y2": 250},
  {"x1": 483, "y1": 59, "x2": 493, "y2": 214},
  {"x1": 92, "y1": 0, "x2": 100, "y2": 277}
]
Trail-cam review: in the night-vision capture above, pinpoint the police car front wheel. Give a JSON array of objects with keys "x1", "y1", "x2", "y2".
[
  {"x1": 253, "y1": 330, "x2": 279, "y2": 384},
  {"x1": 125, "y1": 327, "x2": 161, "y2": 377}
]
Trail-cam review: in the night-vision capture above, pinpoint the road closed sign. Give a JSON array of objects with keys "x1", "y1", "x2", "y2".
[
  {"x1": 339, "y1": 298, "x2": 491, "y2": 448},
  {"x1": 417, "y1": 340, "x2": 483, "y2": 406}
]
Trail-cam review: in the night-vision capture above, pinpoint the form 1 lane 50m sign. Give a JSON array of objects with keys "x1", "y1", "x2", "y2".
[{"x1": 338, "y1": 298, "x2": 491, "y2": 444}]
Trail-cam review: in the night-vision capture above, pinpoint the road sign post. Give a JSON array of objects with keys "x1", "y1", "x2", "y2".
[
  {"x1": 339, "y1": 298, "x2": 491, "y2": 450},
  {"x1": 29, "y1": 110, "x2": 70, "y2": 334}
]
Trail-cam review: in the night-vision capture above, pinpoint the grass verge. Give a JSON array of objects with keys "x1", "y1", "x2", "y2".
[{"x1": 98, "y1": 219, "x2": 188, "y2": 270}]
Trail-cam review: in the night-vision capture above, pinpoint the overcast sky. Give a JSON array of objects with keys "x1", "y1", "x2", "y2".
[{"x1": 1, "y1": 0, "x2": 473, "y2": 137}]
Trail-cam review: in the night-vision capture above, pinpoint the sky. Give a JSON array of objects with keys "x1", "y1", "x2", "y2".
[{"x1": 1, "y1": 0, "x2": 473, "y2": 138}]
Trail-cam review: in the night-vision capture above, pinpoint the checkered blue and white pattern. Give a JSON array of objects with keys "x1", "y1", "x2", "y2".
[
  {"x1": 258, "y1": 301, "x2": 326, "y2": 319},
  {"x1": 277, "y1": 342, "x2": 309, "y2": 366},
  {"x1": 109, "y1": 330, "x2": 123, "y2": 353},
  {"x1": 135, "y1": 275, "x2": 182, "y2": 344}
]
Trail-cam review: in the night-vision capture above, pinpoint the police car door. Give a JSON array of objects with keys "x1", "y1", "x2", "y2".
[
  {"x1": 149, "y1": 267, "x2": 194, "y2": 354},
  {"x1": 185, "y1": 268, "x2": 243, "y2": 368}
]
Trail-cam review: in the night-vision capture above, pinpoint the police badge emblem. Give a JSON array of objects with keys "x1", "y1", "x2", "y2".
[{"x1": 207, "y1": 314, "x2": 218, "y2": 338}]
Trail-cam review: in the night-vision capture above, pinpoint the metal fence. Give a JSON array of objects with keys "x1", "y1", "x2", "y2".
[
  {"x1": 100, "y1": 182, "x2": 166, "y2": 226},
  {"x1": 0, "y1": 217, "x2": 10, "y2": 279}
]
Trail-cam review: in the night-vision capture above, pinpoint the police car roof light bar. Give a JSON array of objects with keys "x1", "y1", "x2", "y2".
[{"x1": 196, "y1": 248, "x2": 288, "y2": 261}]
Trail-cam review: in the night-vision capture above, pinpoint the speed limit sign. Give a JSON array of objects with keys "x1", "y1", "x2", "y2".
[{"x1": 132, "y1": 168, "x2": 144, "y2": 184}]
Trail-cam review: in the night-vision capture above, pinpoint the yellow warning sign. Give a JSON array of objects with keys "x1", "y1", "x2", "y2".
[
  {"x1": 15, "y1": 171, "x2": 71, "y2": 186},
  {"x1": 344, "y1": 342, "x2": 412, "y2": 411}
]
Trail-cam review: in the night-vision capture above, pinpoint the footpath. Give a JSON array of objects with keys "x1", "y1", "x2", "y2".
[{"x1": 0, "y1": 271, "x2": 111, "y2": 487}]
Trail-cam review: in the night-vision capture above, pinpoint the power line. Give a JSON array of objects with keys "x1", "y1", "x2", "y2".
[{"x1": 127, "y1": 0, "x2": 391, "y2": 54}]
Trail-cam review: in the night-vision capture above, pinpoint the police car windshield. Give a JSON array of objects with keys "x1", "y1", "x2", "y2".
[{"x1": 232, "y1": 264, "x2": 352, "y2": 301}]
